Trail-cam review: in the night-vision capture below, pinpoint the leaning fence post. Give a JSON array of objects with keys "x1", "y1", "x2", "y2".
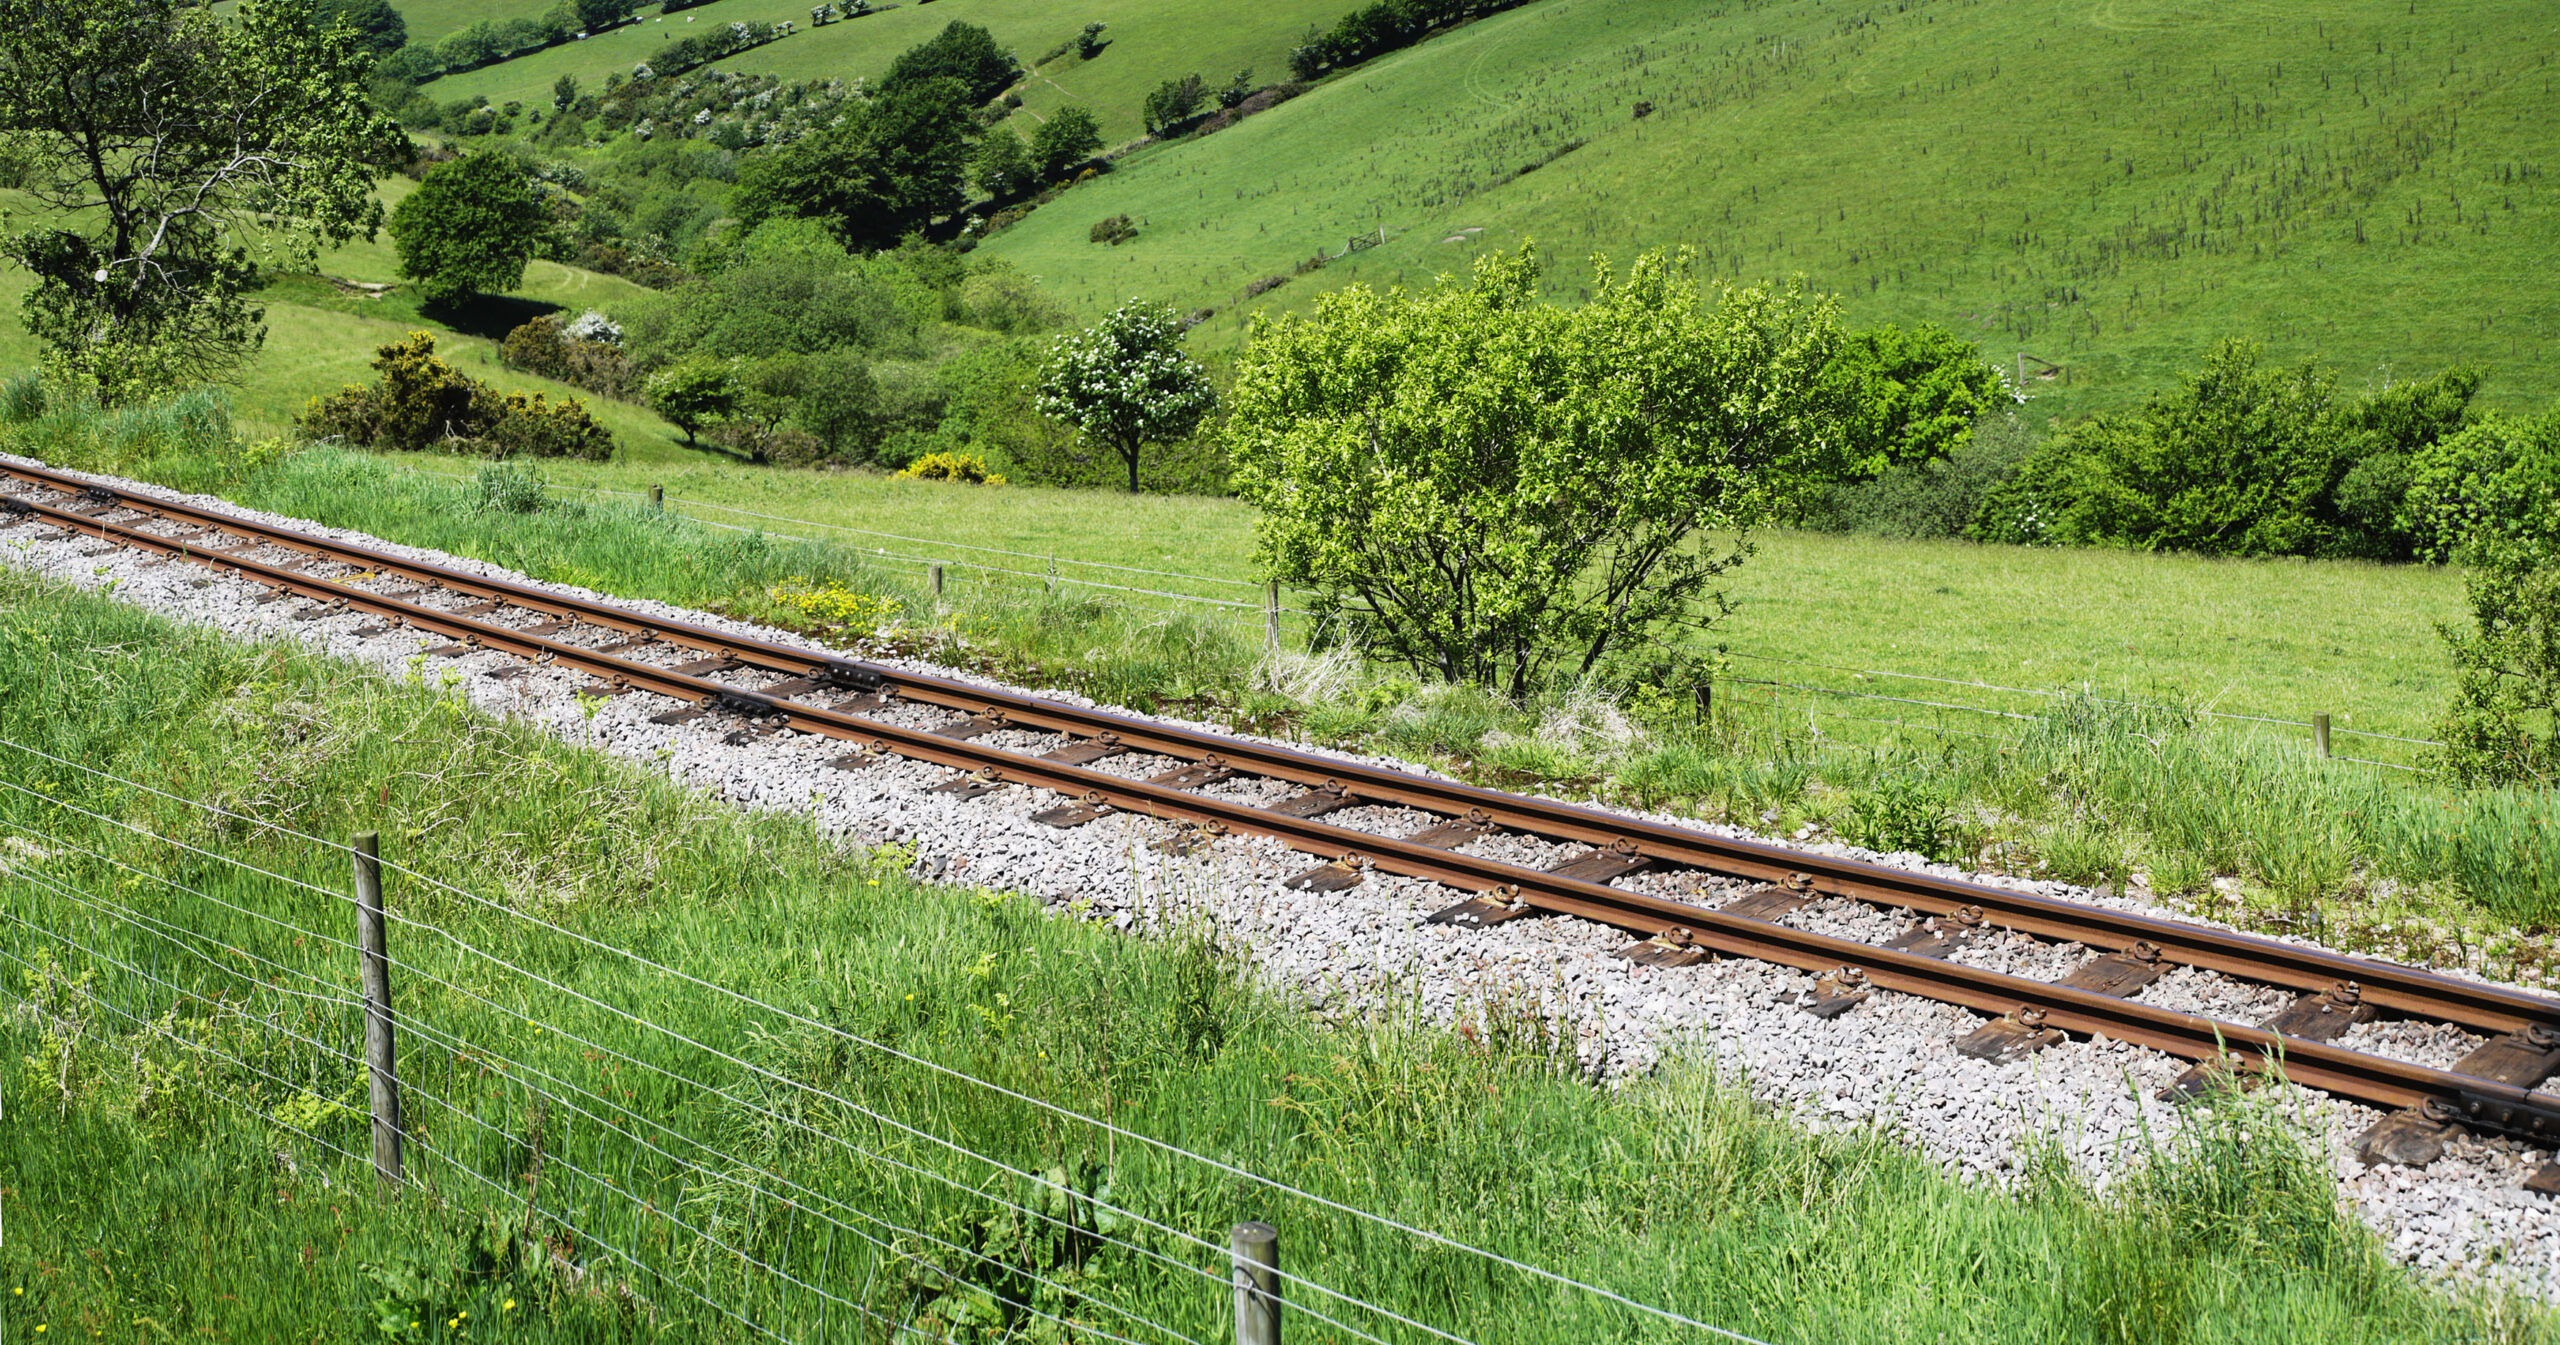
[
  {"x1": 647, "y1": 484, "x2": 664, "y2": 512},
  {"x1": 1232, "y1": 1221, "x2": 1281, "y2": 1345},
  {"x1": 1264, "y1": 582, "x2": 1280, "y2": 652},
  {"x1": 354, "y1": 830, "x2": 404, "y2": 1191},
  {"x1": 930, "y1": 562, "x2": 946, "y2": 604},
  {"x1": 2314, "y1": 712, "x2": 2332, "y2": 760}
]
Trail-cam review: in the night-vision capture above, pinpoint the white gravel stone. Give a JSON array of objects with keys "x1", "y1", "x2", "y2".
[{"x1": 10, "y1": 453, "x2": 2560, "y2": 1297}]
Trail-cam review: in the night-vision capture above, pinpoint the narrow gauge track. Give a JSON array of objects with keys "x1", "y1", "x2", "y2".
[{"x1": 10, "y1": 460, "x2": 2560, "y2": 1177}]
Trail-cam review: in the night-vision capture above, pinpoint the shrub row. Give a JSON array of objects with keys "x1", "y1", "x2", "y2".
[{"x1": 1288, "y1": 0, "x2": 1543, "y2": 80}]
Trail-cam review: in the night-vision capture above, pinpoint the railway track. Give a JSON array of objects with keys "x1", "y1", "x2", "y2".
[{"x1": 9, "y1": 459, "x2": 2560, "y2": 1181}]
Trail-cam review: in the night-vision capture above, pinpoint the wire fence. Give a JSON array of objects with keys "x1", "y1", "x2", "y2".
[{"x1": 0, "y1": 742, "x2": 1770, "y2": 1345}]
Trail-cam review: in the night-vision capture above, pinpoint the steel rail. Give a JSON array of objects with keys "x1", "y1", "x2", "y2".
[
  {"x1": 13, "y1": 467, "x2": 2560, "y2": 1136},
  {"x1": 12, "y1": 461, "x2": 2547, "y2": 1042}
]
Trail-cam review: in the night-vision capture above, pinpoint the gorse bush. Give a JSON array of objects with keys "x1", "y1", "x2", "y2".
[
  {"x1": 297, "y1": 332, "x2": 615, "y2": 460},
  {"x1": 898, "y1": 450, "x2": 1007, "y2": 484}
]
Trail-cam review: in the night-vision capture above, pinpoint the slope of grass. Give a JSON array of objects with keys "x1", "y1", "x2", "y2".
[
  {"x1": 0, "y1": 567, "x2": 2539, "y2": 1343},
  {"x1": 424, "y1": 0, "x2": 1350, "y2": 146},
  {"x1": 973, "y1": 0, "x2": 2560, "y2": 419}
]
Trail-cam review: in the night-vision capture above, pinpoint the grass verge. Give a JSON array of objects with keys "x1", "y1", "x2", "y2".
[{"x1": 0, "y1": 567, "x2": 2546, "y2": 1341}]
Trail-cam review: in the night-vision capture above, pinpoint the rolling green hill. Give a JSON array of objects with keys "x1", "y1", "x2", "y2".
[
  {"x1": 425, "y1": 0, "x2": 1349, "y2": 147},
  {"x1": 966, "y1": 0, "x2": 2560, "y2": 418}
]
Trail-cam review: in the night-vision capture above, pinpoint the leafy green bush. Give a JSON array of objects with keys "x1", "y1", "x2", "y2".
[
  {"x1": 1822, "y1": 323, "x2": 2011, "y2": 479},
  {"x1": 2398, "y1": 408, "x2": 2560, "y2": 562},
  {"x1": 1800, "y1": 412, "x2": 2038, "y2": 538},
  {"x1": 2431, "y1": 542, "x2": 2560, "y2": 786},
  {"x1": 1973, "y1": 341, "x2": 2479, "y2": 557}
]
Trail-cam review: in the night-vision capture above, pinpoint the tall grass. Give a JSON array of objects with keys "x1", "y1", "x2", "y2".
[{"x1": 0, "y1": 570, "x2": 2541, "y2": 1342}]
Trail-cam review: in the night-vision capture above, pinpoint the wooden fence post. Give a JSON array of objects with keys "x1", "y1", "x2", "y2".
[
  {"x1": 930, "y1": 562, "x2": 946, "y2": 604},
  {"x1": 1232, "y1": 1221, "x2": 1281, "y2": 1345},
  {"x1": 647, "y1": 484, "x2": 664, "y2": 512},
  {"x1": 1694, "y1": 680, "x2": 1713, "y2": 726},
  {"x1": 354, "y1": 831, "x2": 404, "y2": 1191},
  {"x1": 2314, "y1": 713, "x2": 2332, "y2": 760},
  {"x1": 1264, "y1": 582, "x2": 1280, "y2": 652}
]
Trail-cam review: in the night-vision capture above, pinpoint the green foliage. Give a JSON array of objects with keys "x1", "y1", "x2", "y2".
[
  {"x1": 1231, "y1": 246, "x2": 1845, "y2": 695},
  {"x1": 1028, "y1": 105, "x2": 1105, "y2": 183},
  {"x1": 389, "y1": 149, "x2": 547, "y2": 306},
  {"x1": 498, "y1": 314, "x2": 643, "y2": 402},
  {"x1": 315, "y1": 0, "x2": 406, "y2": 58},
  {"x1": 733, "y1": 77, "x2": 977, "y2": 252},
  {"x1": 1075, "y1": 21, "x2": 1109, "y2": 59},
  {"x1": 550, "y1": 72, "x2": 579, "y2": 110},
  {"x1": 624, "y1": 219, "x2": 939, "y2": 365},
  {"x1": 297, "y1": 331, "x2": 615, "y2": 460},
  {"x1": 1036, "y1": 298, "x2": 1216, "y2": 492},
  {"x1": 1142, "y1": 73, "x2": 1207, "y2": 132},
  {"x1": 1089, "y1": 213, "x2": 1139, "y2": 245},
  {"x1": 1825, "y1": 323, "x2": 2010, "y2": 479},
  {"x1": 1841, "y1": 776, "x2": 1954, "y2": 860},
  {"x1": 0, "y1": 0, "x2": 402, "y2": 400},
  {"x1": 646, "y1": 359, "x2": 740, "y2": 446},
  {"x1": 879, "y1": 20, "x2": 1022, "y2": 104},
  {"x1": 2399, "y1": 408, "x2": 2560, "y2": 563},
  {"x1": 2431, "y1": 542, "x2": 2560, "y2": 787},
  {"x1": 1975, "y1": 342, "x2": 2480, "y2": 558},
  {"x1": 1289, "y1": 0, "x2": 1538, "y2": 80},
  {"x1": 474, "y1": 458, "x2": 550, "y2": 513},
  {"x1": 972, "y1": 127, "x2": 1033, "y2": 199},
  {"x1": 1803, "y1": 412, "x2": 2040, "y2": 539}
]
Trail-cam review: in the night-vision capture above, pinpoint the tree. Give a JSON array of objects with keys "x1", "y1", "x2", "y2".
[
  {"x1": 389, "y1": 150, "x2": 547, "y2": 306},
  {"x1": 733, "y1": 78, "x2": 975, "y2": 251},
  {"x1": 972, "y1": 128, "x2": 1031, "y2": 199},
  {"x1": 1228, "y1": 246, "x2": 1848, "y2": 696},
  {"x1": 880, "y1": 21, "x2": 1019, "y2": 103},
  {"x1": 1142, "y1": 74, "x2": 1207, "y2": 133},
  {"x1": 648, "y1": 360, "x2": 740, "y2": 446},
  {"x1": 438, "y1": 19, "x2": 507, "y2": 71},
  {"x1": 315, "y1": 0, "x2": 407, "y2": 59},
  {"x1": 0, "y1": 0, "x2": 402, "y2": 400},
  {"x1": 1824, "y1": 324, "x2": 2008, "y2": 479},
  {"x1": 1028, "y1": 106, "x2": 1102, "y2": 182},
  {"x1": 553, "y1": 74, "x2": 582, "y2": 111},
  {"x1": 1037, "y1": 299, "x2": 1215, "y2": 494},
  {"x1": 575, "y1": 0, "x2": 641, "y2": 32},
  {"x1": 1219, "y1": 68, "x2": 1256, "y2": 109}
]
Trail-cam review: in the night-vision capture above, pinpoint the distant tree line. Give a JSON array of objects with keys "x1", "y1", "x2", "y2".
[{"x1": 1289, "y1": 0, "x2": 1546, "y2": 81}]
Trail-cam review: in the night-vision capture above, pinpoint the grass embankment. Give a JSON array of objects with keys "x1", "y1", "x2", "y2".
[{"x1": 0, "y1": 568, "x2": 2539, "y2": 1342}]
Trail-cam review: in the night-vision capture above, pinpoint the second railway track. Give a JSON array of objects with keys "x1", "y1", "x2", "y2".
[{"x1": 9, "y1": 458, "x2": 2560, "y2": 1182}]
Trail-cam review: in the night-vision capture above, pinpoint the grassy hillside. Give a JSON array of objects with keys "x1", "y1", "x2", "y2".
[
  {"x1": 971, "y1": 0, "x2": 2560, "y2": 419},
  {"x1": 425, "y1": 0, "x2": 1349, "y2": 146}
]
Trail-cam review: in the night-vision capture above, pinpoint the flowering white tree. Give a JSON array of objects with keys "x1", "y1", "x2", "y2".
[{"x1": 1035, "y1": 299, "x2": 1216, "y2": 493}]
